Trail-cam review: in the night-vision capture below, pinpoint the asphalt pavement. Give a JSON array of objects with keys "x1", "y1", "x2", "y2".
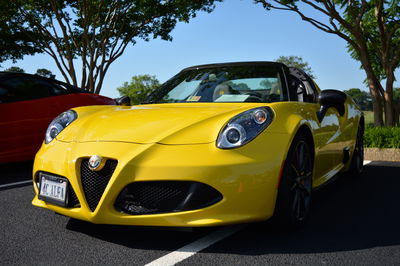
[{"x1": 1, "y1": 161, "x2": 399, "y2": 265}]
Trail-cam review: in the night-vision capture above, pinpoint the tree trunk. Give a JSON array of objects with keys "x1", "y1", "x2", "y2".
[
  {"x1": 355, "y1": 39, "x2": 385, "y2": 126},
  {"x1": 394, "y1": 102, "x2": 400, "y2": 126},
  {"x1": 383, "y1": 92, "x2": 394, "y2": 127},
  {"x1": 383, "y1": 70, "x2": 395, "y2": 127},
  {"x1": 370, "y1": 88, "x2": 384, "y2": 126}
]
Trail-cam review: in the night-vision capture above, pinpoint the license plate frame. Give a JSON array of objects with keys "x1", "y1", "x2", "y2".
[{"x1": 38, "y1": 173, "x2": 68, "y2": 207}]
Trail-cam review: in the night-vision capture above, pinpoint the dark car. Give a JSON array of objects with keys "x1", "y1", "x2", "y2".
[{"x1": 0, "y1": 72, "x2": 116, "y2": 163}]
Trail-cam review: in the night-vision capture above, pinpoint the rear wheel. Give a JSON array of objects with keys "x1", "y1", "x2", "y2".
[{"x1": 274, "y1": 134, "x2": 313, "y2": 229}]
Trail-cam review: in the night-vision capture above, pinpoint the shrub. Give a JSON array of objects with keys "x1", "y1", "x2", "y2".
[{"x1": 364, "y1": 125, "x2": 400, "y2": 148}]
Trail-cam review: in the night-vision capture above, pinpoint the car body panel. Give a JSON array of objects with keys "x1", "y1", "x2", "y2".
[
  {"x1": 31, "y1": 62, "x2": 363, "y2": 227},
  {"x1": 0, "y1": 74, "x2": 116, "y2": 164},
  {"x1": 32, "y1": 100, "x2": 361, "y2": 226}
]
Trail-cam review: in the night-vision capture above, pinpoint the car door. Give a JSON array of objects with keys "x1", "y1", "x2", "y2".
[{"x1": 0, "y1": 75, "x2": 61, "y2": 163}]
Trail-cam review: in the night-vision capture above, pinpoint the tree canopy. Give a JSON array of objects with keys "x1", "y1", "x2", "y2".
[
  {"x1": 1, "y1": 0, "x2": 221, "y2": 93},
  {"x1": 35, "y1": 68, "x2": 56, "y2": 79},
  {"x1": 117, "y1": 74, "x2": 160, "y2": 105},
  {"x1": 4, "y1": 66, "x2": 25, "y2": 73},
  {"x1": 3, "y1": 66, "x2": 57, "y2": 79}
]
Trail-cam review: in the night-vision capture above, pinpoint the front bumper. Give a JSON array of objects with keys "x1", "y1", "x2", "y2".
[{"x1": 32, "y1": 133, "x2": 288, "y2": 227}]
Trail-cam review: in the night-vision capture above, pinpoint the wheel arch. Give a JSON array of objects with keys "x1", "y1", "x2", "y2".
[
  {"x1": 292, "y1": 124, "x2": 315, "y2": 163},
  {"x1": 277, "y1": 122, "x2": 315, "y2": 190}
]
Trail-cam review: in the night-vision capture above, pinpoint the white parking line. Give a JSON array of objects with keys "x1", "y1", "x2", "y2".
[
  {"x1": 145, "y1": 225, "x2": 245, "y2": 266},
  {"x1": 0, "y1": 180, "x2": 32, "y2": 190},
  {"x1": 363, "y1": 160, "x2": 372, "y2": 165}
]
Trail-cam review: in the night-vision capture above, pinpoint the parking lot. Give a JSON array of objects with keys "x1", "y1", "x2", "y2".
[{"x1": 1, "y1": 161, "x2": 400, "y2": 265}]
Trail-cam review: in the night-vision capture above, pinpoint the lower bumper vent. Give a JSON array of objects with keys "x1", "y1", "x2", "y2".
[{"x1": 114, "y1": 181, "x2": 222, "y2": 215}]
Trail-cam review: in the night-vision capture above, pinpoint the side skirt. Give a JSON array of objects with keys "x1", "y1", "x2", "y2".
[{"x1": 312, "y1": 163, "x2": 344, "y2": 191}]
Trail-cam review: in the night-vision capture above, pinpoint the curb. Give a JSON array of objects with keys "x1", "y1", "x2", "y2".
[{"x1": 364, "y1": 148, "x2": 400, "y2": 162}]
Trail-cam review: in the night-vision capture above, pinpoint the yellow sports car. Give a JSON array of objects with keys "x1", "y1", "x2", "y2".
[{"x1": 32, "y1": 62, "x2": 364, "y2": 228}]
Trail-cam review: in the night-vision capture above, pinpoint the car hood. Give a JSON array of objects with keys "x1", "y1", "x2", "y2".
[{"x1": 57, "y1": 103, "x2": 268, "y2": 144}]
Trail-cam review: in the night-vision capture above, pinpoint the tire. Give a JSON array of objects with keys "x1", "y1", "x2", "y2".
[
  {"x1": 274, "y1": 133, "x2": 313, "y2": 229},
  {"x1": 347, "y1": 125, "x2": 364, "y2": 177}
]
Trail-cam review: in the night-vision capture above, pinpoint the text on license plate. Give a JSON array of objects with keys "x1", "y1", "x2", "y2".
[{"x1": 39, "y1": 174, "x2": 67, "y2": 204}]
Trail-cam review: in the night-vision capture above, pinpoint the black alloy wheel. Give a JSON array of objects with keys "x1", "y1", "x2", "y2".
[{"x1": 274, "y1": 134, "x2": 313, "y2": 229}]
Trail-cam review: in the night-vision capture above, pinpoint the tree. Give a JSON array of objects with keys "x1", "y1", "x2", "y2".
[
  {"x1": 255, "y1": 0, "x2": 400, "y2": 127},
  {"x1": 344, "y1": 1, "x2": 400, "y2": 126},
  {"x1": 0, "y1": 2, "x2": 41, "y2": 67},
  {"x1": 343, "y1": 88, "x2": 372, "y2": 111},
  {"x1": 117, "y1": 75, "x2": 160, "y2": 105},
  {"x1": 4, "y1": 66, "x2": 25, "y2": 73},
  {"x1": 35, "y1": 68, "x2": 56, "y2": 79},
  {"x1": 276, "y1": 55, "x2": 315, "y2": 79},
  {"x1": 1, "y1": 0, "x2": 221, "y2": 94}
]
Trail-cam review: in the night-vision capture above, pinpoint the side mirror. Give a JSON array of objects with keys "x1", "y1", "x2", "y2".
[
  {"x1": 317, "y1": 89, "x2": 347, "y2": 122},
  {"x1": 115, "y1": 96, "x2": 131, "y2": 106}
]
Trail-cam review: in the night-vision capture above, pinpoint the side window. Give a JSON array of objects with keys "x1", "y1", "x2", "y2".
[
  {"x1": 289, "y1": 75, "x2": 318, "y2": 103},
  {"x1": 50, "y1": 82, "x2": 68, "y2": 95},
  {"x1": 0, "y1": 76, "x2": 53, "y2": 103}
]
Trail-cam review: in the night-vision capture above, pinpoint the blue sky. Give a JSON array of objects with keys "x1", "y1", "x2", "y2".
[{"x1": 2, "y1": 0, "x2": 399, "y2": 98}]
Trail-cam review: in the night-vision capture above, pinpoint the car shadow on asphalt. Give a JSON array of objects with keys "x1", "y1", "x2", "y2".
[
  {"x1": 206, "y1": 162, "x2": 400, "y2": 254},
  {"x1": 65, "y1": 218, "x2": 215, "y2": 251},
  {"x1": 64, "y1": 162, "x2": 400, "y2": 253}
]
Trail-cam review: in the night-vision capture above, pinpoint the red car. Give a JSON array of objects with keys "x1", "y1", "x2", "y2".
[{"x1": 0, "y1": 72, "x2": 116, "y2": 163}]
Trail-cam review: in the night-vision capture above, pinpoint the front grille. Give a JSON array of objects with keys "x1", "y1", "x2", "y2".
[
  {"x1": 115, "y1": 181, "x2": 222, "y2": 215},
  {"x1": 81, "y1": 159, "x2": 118, "y2": 212}
]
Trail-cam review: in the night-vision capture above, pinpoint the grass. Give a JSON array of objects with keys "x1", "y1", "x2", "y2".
[
  {"x1": 363, "y1": 110, "x2": 374, "y2": 125},
  {"x1": 361, "y1": 111, "x2": 400, "y2": 148}
]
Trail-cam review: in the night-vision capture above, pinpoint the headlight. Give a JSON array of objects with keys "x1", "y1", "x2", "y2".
[
  {"x1": 217, "y1": 107, "x2": 274, "y2": 149},
  {"x1": 45, "y1": 110, "x2": 77, "y2": 144}
]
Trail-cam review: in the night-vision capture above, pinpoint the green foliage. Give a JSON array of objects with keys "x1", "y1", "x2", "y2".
[
  {"x1": 275, "y1": 56, "x2": 315, "y2": 79},
  {"x1": 35, "y1": 68, "x2": 56, "y2": 79},
  {"x1": 343, "y1": 88, "x2": 372, "y2": 111},
  {"x1": 4, "y1": 66, "x2": 25, "y2": 73},
  {"x1": 1, "y1": 0, "x2": 221, "y2": 93},
  {"x1": 0, "y1": 1, "x2": 42, "y2": 66},
  {"x1": 117, "y1": 75, "x2": 160, "y2": 105},
  {"x1": 364, "y1": 125, "x2": 400, "y2": 148},
  {"x1": 344, "y1": 0, "x2": 400, "y2": 83}
]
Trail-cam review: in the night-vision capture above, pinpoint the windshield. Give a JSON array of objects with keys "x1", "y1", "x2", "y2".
[{"x1": 146, "y1": 65, "x2": 288, "y2": 103}]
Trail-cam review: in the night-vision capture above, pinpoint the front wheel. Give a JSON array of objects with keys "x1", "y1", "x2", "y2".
[{"x1": 274, "y1": 134, "x2": 313, "y2": 229}]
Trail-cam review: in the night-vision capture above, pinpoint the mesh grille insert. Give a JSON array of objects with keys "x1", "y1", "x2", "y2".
[
  {"x1": 67, "y1": 184, "x2": 80, "y2": 208},
  {"x1": 81, "y1": 159, "x2": 117, "y2": 212},
  {"x1": 115, "y1": 181, "x2": 222, "y2": 215}
]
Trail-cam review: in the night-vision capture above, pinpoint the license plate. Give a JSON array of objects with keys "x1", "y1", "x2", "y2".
[{"x1": 38, "y1": 173, "x2": 68, "y2": 207}]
